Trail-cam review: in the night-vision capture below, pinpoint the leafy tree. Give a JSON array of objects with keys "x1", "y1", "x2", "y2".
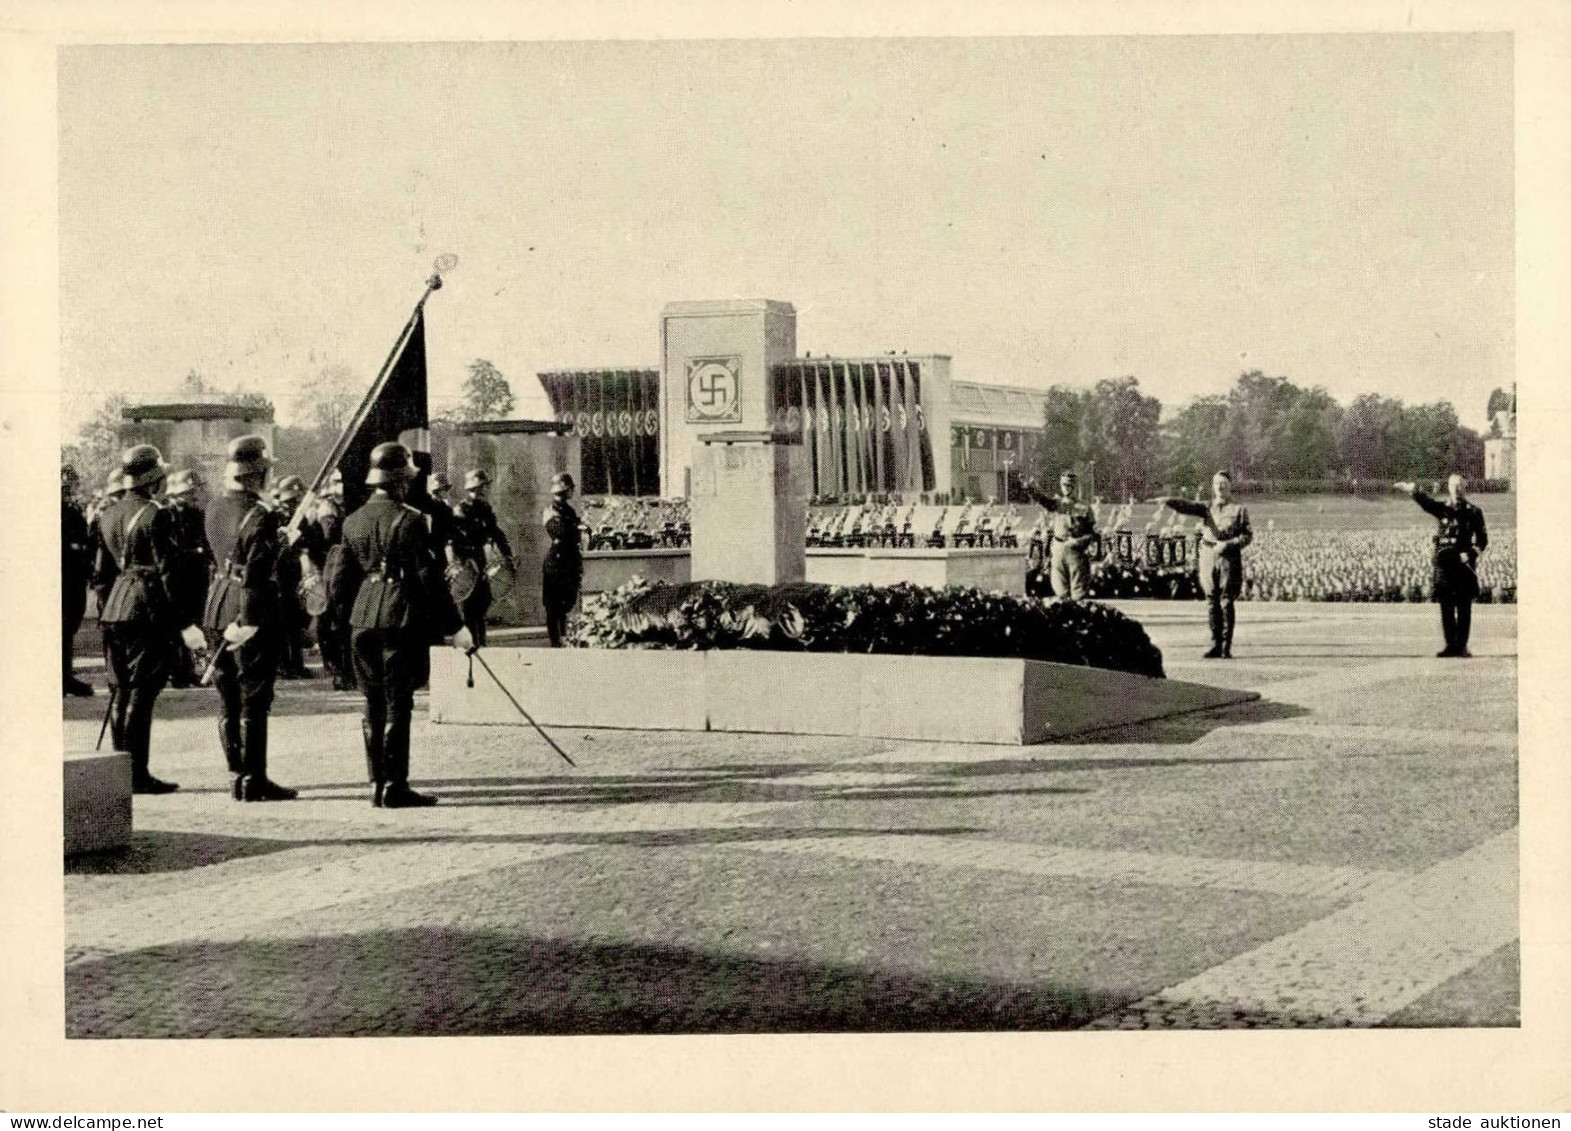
[
  {"x1": 292, "y1": 364, "x2": 362, "y2": 437},
  {"x1": 457, "y1": 359, "x2": 515, "y2": 422},
  {"x1": 1159, "y1": 394, "x2": 1228, "y2": 492}
]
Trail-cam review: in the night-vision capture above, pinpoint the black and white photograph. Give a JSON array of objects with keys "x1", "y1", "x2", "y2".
[{"x1": 7, "y1": 1, "x2": 1571, "y2": 1115}]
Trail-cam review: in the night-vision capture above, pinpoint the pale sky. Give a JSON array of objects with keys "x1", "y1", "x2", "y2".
[{"x1": 58, "y1": 35, "x2": 1513, "y2": 435}]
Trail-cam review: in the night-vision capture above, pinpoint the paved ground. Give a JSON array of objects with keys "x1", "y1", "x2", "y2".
[{"x1": 61, "y1": 601, "x2": 1518, "y2": 1036}]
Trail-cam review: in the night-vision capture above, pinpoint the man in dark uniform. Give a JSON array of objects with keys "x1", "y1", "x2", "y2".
[
  {"x1": 450, "y1": 468, "x2": 516, "y2": 648},
  {"x1": 61, "y1": 464, "x2": 95, "y2": 697},
  {"x1": 92, "y1": 444, "x2": 202, "y2": 793},
  {"x1": 271, "y1": 474, "x2": 316, "y2": 679},
  {"x1": 313, "y1": 467, "x2": 353, "y2": 690},
  {"x1": 1396, "y1": 475, "x2": 1489, "y2": 657},
  {"x1": 541, "y1": 471, "x2": 582, "y2": 648},
  {"x1": 164, "y1": 469, "x2": 213, "y2": 688},
  {"x1": 203, "y1": 436, "x2": 299, "y2": 802},
  {"x1": 326, "y1": 442, "x2": 468, "y2": 808},
  {"x1": 430, "y1": 471, "x2": 453, "y2": 507},
  {"x1": 1022, "y1": 471, "x2": 1098, "y2": 600},
  {"x1": 1163, "y1": 470, "x2": 1254, "y2": 659}
]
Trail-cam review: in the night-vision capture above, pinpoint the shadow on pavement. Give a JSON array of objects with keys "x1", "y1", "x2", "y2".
[
  {"x1": 66, "y1": 926, "x2": 1135, "y2": 1037},
  {"x1": 66, "y1": 830, "x2": 302, "y2": 874},
  {"x1": 1067, "y1": 698, "x2": 1310, "y2": 746}
]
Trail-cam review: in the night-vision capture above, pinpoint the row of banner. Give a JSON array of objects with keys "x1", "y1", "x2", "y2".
[
  {"x1": 769, "y1": 360, "x2": 937, "y2": 496},
  {"x1": 537, "y1": 369, "x2": 662, "y2": 496}
]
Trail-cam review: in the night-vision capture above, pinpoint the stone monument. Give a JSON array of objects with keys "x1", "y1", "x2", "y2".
[{"x1": 661, "y1": 299, "x2": 808, "y2": 585}]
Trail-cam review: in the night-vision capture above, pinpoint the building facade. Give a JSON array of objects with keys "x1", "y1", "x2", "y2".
[{"x1": 537, "y1": 300, "x2": 1058, "y2": 502}]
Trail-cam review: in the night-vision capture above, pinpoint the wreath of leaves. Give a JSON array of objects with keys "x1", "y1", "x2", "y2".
[{"x1": 569, "y1": 578, "x2": 1165, "y2": 679}]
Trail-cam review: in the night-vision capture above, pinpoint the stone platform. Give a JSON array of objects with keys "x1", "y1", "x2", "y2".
[
  {"x1": 64, "y1": 750, "x2": 132, "y2": 856},
  {"x1": 430, "y1": 647, "x2": 1256, "y2": 744}
]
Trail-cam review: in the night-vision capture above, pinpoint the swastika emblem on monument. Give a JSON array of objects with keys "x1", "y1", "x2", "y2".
[{"x1": 685, "y1": 356, "x2": 743, "y2": 424}]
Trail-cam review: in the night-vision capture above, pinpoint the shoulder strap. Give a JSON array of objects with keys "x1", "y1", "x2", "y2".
[{"x1": 117, "y1": 502, "x2": 157, "y2": 570}]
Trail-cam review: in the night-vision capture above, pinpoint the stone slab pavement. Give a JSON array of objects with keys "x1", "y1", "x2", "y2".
[{"x1": 61, "y1": 601, "x2": 1518, "y2": 1035}]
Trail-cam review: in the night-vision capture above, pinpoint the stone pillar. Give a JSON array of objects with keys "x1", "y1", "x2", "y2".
[
  {"x1": 660, "y1": 299, "x2": 796, "y2": 499},
  {"x1": 447, "y1": 422, "x2": 581, "y2": 627},
  {"x1": 119, "y1": 403, "x2": 276, "y2": 492},
  {"x1": 690, "y1": 431, "x2": 809, "y2": 585}
]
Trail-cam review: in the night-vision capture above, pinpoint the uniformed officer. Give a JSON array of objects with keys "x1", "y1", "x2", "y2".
[
  {"x1": 1396, "y1": 475, "x2": 1489, "y2": 657},
  {"x1": 313, "y1": 468, "x2": 353, "y2": 690},
  {"x1": 203, "y1": 436, "x2": 299, "y2": 802},
  {"x1": 430, "y1": 472, "x2": 453, "y2": 506},
  {"x1": 61, "y1": 464, "x2": 95, "y2": 698},
  {"x1": 1023, "y1": 471, "x2": 1098, "y2": 600},
  {"x1": 272, "y1": 474, "x2": 316, "y2": 679},
  {"x1": 325, "y1": 442, "x2": 468, "y2": 808},
  {"x1": 165, "y1": 469, "x2": 214, "y2": 688},
  {"x1": 1163, "y1": 470, "x2": 1254, "y2": 659},
  {"x1": 450, "y1": 468, "x2": 516, "y2": 648},
  {"x1": 93, "y1": 444, "x2": 202, "y2": 793},
  {"x1": 541, "y1": 472, "x2": 583, "y2": 647}
]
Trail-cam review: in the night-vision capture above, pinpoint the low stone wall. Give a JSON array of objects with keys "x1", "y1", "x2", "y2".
[
  {"x1": 431, "y1": 648, "x2": 1255, "y2": 745},
  {"x1": 581, "y1": 548, "x2": 692, "y2": 597}
]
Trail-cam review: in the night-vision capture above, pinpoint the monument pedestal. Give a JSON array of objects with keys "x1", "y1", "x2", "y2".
[{"x1": 690, "y1": 432, "x2": 809, "y2": 585}]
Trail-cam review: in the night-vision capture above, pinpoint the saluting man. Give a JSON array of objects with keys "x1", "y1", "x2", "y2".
[
  {"x1": 93, "y1": 444, "x2": 203, "y2": 793},
  {"x1": 1023, "y1": 471, "x2": 1099, "y2": 601},
  {"x1": 1163, "y1": 470, "x2": 1254, "y2": 659},
  {"x1": 61, "y1": 464, "x2": 95, "y2": 698},
  {"x1": 1396, "y1": 474, "x2": 1489, "y2": 657},
  {"x1": 164, "y1": 469, "x2": 214, "y2": 688},
  {"x1": 203, "y1": 435, "x2": 298, "y2": 801},
  {"x1": 541, "y1": 472, "x2": 583, "y2": 647},
  {"x1": 326, "y1": 442, "x2": 468, "y2": 808},
  {"x1": 450, "y1": 467, "x2": 516, "y2": 648}
]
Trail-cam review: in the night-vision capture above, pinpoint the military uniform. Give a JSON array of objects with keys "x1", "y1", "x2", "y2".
[
  {"x1": 1410, "y1": 488, "x2": 1488, "y2": 656},
  {"x1": 1025, "y1": 486, "x2": 1098, "y2": 600},
  {"x1": 451, "y1": 483, "x2": 513, "y2": 648},
  {"x1": 273, "y1": 478, "x2": 316, "y2": 679},
  {"x1": 204, "y1": 443, "x2": 298, "y2": 802},
  {"x1": 61, "y1": 473, "x2": 95, "y2": 697},
  {"x1": 1165, "y1": 496, "x2": 1253, "y2": 658},
  {"x1": 542, "y1": 488, "x2": 582, "y2": 648},
  {"x1": 326, "y1": 444, "x2": 462, "y2": 807},
  {"x1": 312, "y1": 490, "x2": 353, "y2": 690},
  {"x1": 165, "y1": 474, "x2": 213, "y2": 686},
  {"x1": 92, "y1": 447, "x2": 184, "y2": 793}
]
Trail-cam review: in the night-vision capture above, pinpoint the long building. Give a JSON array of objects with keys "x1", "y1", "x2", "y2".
[{"x1": 538, "y1": 301, "x2": 1054, "y2": 502}]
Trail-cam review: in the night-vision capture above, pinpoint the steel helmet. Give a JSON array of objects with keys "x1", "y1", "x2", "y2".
[
  {"x1": 120, "y1": 444, "x2": 170, "y2": 491},
  {"x1": 224, "y1": 434, "x2": 274, "y2": 488},
  {"x1": 464, "y1": 468, "x2": 491, "y2": 491},
  {"x1": 365, "y1": 442, "x2": 416, "y2": 486}
]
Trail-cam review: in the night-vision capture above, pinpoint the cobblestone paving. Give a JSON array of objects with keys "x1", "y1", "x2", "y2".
[{"x1": 63, "y1": 603, "x2": 1517, "y2": 1035}]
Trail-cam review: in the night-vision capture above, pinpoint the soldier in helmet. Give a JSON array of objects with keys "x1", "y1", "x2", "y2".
[
  {"x1": 1395, "y1": 475, "x2": 1489, "y2": 657},
  {"x1": 92, "y1": 444, "x2": 202, "y2": 793},
  {"x1": 61, "y1": 464, "x2": 95, "y2": 697},
  {"x1": 430, "y1": 471, "x2": 453, "y2": 507},
  {"x1": 202, "y1": 435, "x2": 299, "y2": 801},
  {"x1": 313, "y1": 467, "x2": 353, "y2": 690},
  {"x1": 450, "y1": 467, "x2": 516, "y2": 648},
  {"x1": 271, "y1": 474, "x2": 316, "y2": 679},
  {"x1": 325, "y1": 442, "x2": 468, "y2": 808},
  {"x1": 164, "y1": 469, "x2": 214, "y2": 688},
  {"x1": 541, "y1": 471, "x2": 582, "y2": 647}
]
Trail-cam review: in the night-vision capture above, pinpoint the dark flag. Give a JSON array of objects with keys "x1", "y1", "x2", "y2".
[{"x1": 334, "y1": 309, "x2": 429, "y2": 513}]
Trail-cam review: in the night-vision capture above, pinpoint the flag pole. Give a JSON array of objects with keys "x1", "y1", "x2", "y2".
[{"x1": 286, "y1": 259, "x2": 453, "y2": 538}]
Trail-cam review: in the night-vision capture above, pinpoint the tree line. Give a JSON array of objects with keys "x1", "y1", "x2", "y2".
[{"x1": 1034, "y1": 371, "x2": 1504, "y2": 499}]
